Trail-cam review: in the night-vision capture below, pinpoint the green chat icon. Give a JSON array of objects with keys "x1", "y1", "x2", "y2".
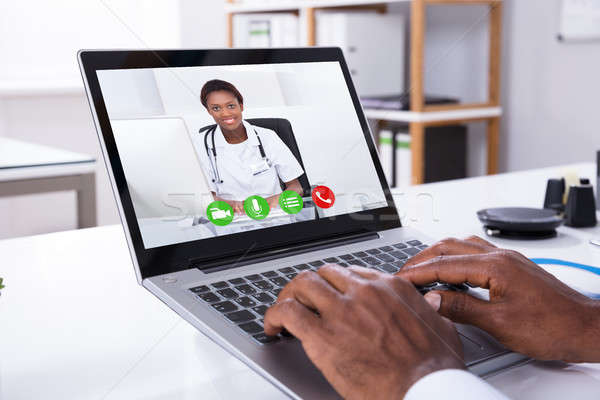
[{"x1": 279, "y1": 190, "x2": 303, "y2": 214}]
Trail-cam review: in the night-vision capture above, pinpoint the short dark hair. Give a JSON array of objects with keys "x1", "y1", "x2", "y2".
[{"x1": 200, "y1": 79, "x2": 244, "y2": 108}]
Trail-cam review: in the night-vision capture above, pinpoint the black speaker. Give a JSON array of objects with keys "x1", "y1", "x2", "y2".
[
  {"x1": 543, "y1": 178, "x2": 566, "y2": 212},
  {"x1": 565, "y1": 179, "x2": 597, "y2": 227}
]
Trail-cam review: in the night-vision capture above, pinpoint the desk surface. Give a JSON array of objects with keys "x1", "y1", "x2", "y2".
[
  {"x1": 1, "y1": 163, "x2": 600, "y2": 399},
  {"x1": 0, "y1": 137, "x2": 95, "y2": 181}
]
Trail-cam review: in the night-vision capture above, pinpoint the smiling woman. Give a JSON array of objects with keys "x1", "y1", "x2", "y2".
[{"x1": 198, "y1": 79, "x2": 304, "y2": 215}]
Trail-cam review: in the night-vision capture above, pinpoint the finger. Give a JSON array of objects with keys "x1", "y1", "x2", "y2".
[
  {"x1": 424, "y1": 290, "x2": 494, "y2": 331},
  {"x1": 346, "y1": 265, "x2": 382, "y2": 280},
  {"x1": 264, "y1": 298, "x2": 324, "y2": 340},
  {"x1": 317, "y1": 264, "x2": 357, "y2": 293},
  {"x1": 424, "y1": 291, "x2": 442, "y2": 310},
  {"x1": 277, "y1": 271, "x2": 342, "y2": 315},
  {"x1": 464, "y1": 235, "x2": 497, "y2": 249},
  {"x1": 398, "y1": 254, "x2": 497, "y2": 288},
  {"x1": 403, "y1": 237, "x2": 492, "y2": 269}
]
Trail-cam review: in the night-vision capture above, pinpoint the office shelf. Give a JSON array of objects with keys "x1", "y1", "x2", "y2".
[
  {"x1": 225, "y1": 0, "x2": 504, "y2": 184},
  {"x1": 225, "y1": 0, "x2": 410, "y2": 13},
  {"x1": 364, "y1": 106, "x2": 502, "y2": 124}
]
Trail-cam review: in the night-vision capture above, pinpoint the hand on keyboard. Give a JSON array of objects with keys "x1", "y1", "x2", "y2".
[
  {"x1": 264, "y1": 264, "x2": 464, "y2": 399},
  {"x1": 399, "y1": 236, "x2": 600, "y2": 363}
]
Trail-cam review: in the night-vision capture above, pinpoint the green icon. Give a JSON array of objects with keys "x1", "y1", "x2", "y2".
[
  {"x1": 279, "y1": 190, "x2": 303, "y2": 214},
  {"x1": 206, "y1": 201, "x2": 234, "y2": 226},
  {"x1": 244, "y1": 195, "x2": 270, "y2": 220}
]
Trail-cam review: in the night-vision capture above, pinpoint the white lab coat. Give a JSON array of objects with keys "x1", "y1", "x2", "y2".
[{"x1": 194, "y1": 120, "x2": 304, "y2": 201}]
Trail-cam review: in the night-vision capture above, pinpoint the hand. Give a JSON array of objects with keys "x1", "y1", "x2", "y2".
[
  {"x1": 266, "y1": 194, "x2": 280, "y2": 210},
  {"x1": 212, "y1": 195, "x2": 245, "y2": 215},
  {"x1": 264, "y1": 265, "x2": 465, "y2": 399},
  {"x1": 230, "y1": 200, "x2": 244, "y2": 215},
  {"x1": 223, "y1": 199, "x2": 244, "y2": 215},
  {"x1": 399, "y1": 236, "x2": 600, "y2": 363}
]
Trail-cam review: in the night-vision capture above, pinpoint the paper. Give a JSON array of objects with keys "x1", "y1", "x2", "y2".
[{"x1": 559, "y1": 0, "x2": 600, "y2": 41}]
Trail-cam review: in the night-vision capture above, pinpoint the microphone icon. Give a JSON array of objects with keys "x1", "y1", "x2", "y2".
[
  {"x1": 252, "y1": 198, "x2": 262, "y2": 216},
  {"x1": 244, "y1": 195, "x2": 269, "y2": 220}
]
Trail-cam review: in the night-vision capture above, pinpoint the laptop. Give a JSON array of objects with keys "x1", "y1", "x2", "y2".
[{"x1": 79, "y1": 48, "x2": 527, "y2": 399}]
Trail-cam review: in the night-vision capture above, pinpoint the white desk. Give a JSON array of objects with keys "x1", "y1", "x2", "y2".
[
  {"x1": 1, "y1": 163, "x2": 600, "y2": 399},
  {"x1": 0, "y1": 137, "x2": 97, "y2": 228}
]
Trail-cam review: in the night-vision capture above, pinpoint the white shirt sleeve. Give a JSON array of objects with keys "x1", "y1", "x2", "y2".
[
  {"x1": 266, "y1": 131, "x2": 304, "y2": 183},
  {"x1": 404, "y1": 369, "x2": 510, "y2": 400}
]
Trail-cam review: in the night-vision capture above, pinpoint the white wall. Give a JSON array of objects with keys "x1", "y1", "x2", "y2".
[
  {"x1": 99, "y1": 69, "x2": 165, "y2": 119},
  {"x1": 0, "y1": 1, "x2": 182, "y2": 81},
  {"x1": 500, "y1": 0, "x2": 600, "y2": 172},
  {"x1": 179, "y1": 0, "x2": 227, "y2": 49},
  {"x1": 0, "y1": 0, "x2": 226, "y2": 240}
]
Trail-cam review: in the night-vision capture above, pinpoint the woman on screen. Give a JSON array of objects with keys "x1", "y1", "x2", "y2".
[{"x1": 197, "y1": 79, "x2": 304, "y2": 215}]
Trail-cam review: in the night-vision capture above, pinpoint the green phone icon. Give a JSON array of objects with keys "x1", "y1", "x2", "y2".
[
  {"x1": 244, "y1": 195, "x2": 270, "y2": 220},
  {"x1": 279, "y1": 190, "x2": 303, "y2": 214},
  {"x1": 206, "y1": 201, "x2": 234, "y2": 226}
]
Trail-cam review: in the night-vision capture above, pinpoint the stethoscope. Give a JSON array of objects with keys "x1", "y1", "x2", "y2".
[{"x1": 201, "y1": 124, "x2": 272, "y2": 188}]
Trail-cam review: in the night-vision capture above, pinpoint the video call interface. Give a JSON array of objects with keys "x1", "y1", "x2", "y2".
[{"x1": 97, "y1": 61, "x2": 388, "y2": 249}]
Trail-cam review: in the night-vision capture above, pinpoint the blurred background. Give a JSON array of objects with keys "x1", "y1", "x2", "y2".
[{"x1": 0, "y1": 0, "x2": 598, "y2": 239}]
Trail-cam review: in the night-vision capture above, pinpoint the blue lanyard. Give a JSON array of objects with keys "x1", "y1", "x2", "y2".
[
  {"x1": 530, "y1": 258, "x2": 600, "y2": 299},
  {"x1": 530, "y1": 258, "x2": 600, "y2": 276}
]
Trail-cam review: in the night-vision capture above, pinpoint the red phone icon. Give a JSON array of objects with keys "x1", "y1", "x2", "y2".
[{"x1": 312, "y1": 186, "x2": 335, "y2": 209}]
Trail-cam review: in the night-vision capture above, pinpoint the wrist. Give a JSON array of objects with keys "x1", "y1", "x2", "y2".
[
  {"x1": 268, "y1": 194, "x2": 279, "y2": 206},
  {"x1": 561, "y1": 299, "x2": 600, "y2": 362},
  {"x1": 577, "y1": 300, "x2": 600, "y2": 362}
]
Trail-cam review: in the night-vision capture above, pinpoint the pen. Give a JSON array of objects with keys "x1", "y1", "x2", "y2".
[{"x1": 591, "y1": 239, "x2": 600, "y2": 247}]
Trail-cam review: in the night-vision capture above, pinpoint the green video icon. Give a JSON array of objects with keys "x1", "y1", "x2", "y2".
[{"x1": 206, "y1": 201, "x2": 234, "y2": 226}]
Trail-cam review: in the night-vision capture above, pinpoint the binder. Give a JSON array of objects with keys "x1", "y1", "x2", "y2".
[
  {"x1": 233, "y1": 13, "x2": 299, "y2": 48},
  {"x1": 316, "y1": 11, "x2": 405, "y2": 97}
]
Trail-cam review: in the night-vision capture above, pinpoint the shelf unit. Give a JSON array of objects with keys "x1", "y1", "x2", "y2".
[{"x1": 225, "y1": 0, "x2": 503, "y2": 184}]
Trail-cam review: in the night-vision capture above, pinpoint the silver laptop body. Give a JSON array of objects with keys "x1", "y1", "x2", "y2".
[{"x1": 79, "y1": 48, "x2": 527, "y2": 399}]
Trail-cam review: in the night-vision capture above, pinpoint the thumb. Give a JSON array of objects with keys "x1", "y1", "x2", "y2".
[{"x1": 424, "y1": 290, "x2": 491, "y2": 328}]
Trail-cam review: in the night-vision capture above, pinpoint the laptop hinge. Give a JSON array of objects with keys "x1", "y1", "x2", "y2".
[{"x1": 190, "y1": 231, "x2": 380, "y2": 273}]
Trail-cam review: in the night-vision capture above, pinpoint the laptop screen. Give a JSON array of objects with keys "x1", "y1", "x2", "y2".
[{"x1": 96, "y1": 61, "x2": 389, "y2": 249}]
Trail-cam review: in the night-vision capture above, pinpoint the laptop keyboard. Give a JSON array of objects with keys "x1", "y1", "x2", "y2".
[{"x1": 188, "y1": 239, "x2": 460, "y2": 345}]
